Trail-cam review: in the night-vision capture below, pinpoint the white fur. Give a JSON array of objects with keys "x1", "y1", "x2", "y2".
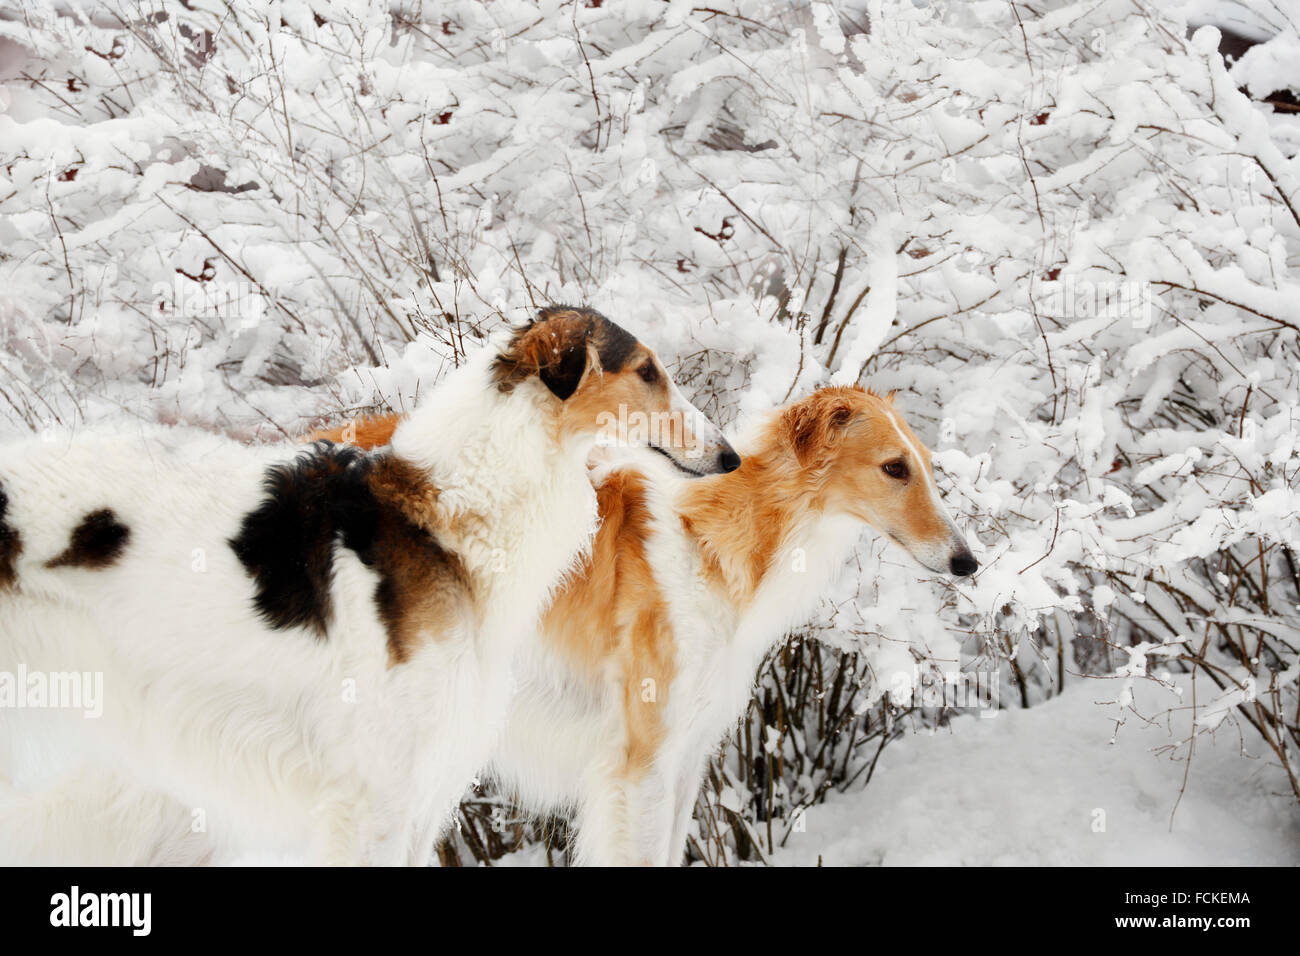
[{"x1": 0, "y1": 338, "x2": 602, "y2": 866}]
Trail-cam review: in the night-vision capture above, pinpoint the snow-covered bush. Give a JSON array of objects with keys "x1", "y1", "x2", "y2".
[{"x1": 1, "y1": 0, "x2": 1296, "y2": 863}]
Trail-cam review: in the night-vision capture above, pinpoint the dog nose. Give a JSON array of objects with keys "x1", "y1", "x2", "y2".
[
  {"x1": 718, "y1": 448, "x2": 742, "y2": 473},
  {"x1": 950, "y1": 553, "x2": 978, "y2": 577}
]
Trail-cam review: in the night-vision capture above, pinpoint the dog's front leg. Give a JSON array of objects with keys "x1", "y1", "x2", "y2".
[
  {"x1": 0, "y1": 769, "x2": 208, "y2": 866},
  {"x1": 629, "y1": 768, "x2": 678, "y2": 866},
  {"x1": 573, "y1": 766, "x2": 677, "y2": 866},
  {"x1": 310, "y1": 791, "x2": 407, "y2": 866},
  {"x1": 403, "y1": 815, "x2": 440, "y2": 867},
  {"x1": 662, "y1": 751, "x2": 713, "y2": 866},
  {"x1": 571, "y1": 773, "x2": 632, "y2": 866}
]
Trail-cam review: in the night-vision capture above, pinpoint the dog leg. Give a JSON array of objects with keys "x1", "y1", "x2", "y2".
[
  {"x1": 571, "y1": 770, "x2": 637, "y2": 865},
  {"x1": 628, "y1": 768, "x2": 676, "y2": 866},
  {"x1": 663, "y1": 749, "x2": 713, "y2": 866},
  {"x1": 572, "y1": 765, "x2": 679, "y2": 866},
  {"x1": 0, "y1": 768, "x2": 209, "y2": 866},
  {"x1": 571, "y1": 787, "x2": 625, "y2": 865},
  {"x1": 309, "y1": 792, "x2": 387, "y2": 866},
  {"x1": 404, "y1": 816, "x2": 439, "y2": 867}
]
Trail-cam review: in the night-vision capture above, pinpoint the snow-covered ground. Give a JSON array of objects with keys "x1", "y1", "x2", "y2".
[{"x1": 771, "y1": 678, "x2": 1300, "y2": 867}]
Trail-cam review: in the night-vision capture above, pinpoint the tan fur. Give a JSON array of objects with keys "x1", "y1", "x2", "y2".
[
  {"x1": 556, "y1": 343, "x2": 650, "y2": 441},
  {"x1": 542, "y1": 472, "x2": 675, "y2": 778},
  {"x1": 364, "y1": 455, "x2": 474, "y2": 665},
  {"x1": 306, "y1": 413, "x2": 403, "y2": 449}
]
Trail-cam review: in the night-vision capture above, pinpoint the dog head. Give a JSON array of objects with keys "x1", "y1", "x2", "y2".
[
  {"x1": 492, "y1": 306, "x2": 739, "y2": 477},
  {"x1": 780, "y1": 386, "x2": 976, "y2": 576}
]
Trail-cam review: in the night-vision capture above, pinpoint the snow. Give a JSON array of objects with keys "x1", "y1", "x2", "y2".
[
  {"x1": 0, "y1": 0, "x2": 1298, "y2": 864},
  {"x1": 830, "y1": 215, "x2": 899, "y2": 385},
  {"x1": 770, "y1": 678, "x2": 1300, "y2": 867}
]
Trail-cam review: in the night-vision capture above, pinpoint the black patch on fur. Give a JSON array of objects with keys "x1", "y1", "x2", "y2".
[
  {"x1": 0, "y1": 482, "x2": 20, "y2": 588},
  {"x1": 229, "y1": 442, "x2": 375, "y2": 636},
  {"x1": 593, "y1": 315, "x2": 638, "y2": 373},
  {"x1": 541, "y1": 356, "x2": 584, "y2": 400},
  {"x1": 46, "y1": 509, "x2": 130, "y2": 570},
  {"x1": 228, "y1": 443, "x2": 463, "y2": 651}
]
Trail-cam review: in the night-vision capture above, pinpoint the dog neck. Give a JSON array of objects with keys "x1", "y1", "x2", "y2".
[
  {"x1": 678, "y1": 421, "x2": 863, "y2": 648},
  {"x1": 390, "y1": 348, "x2": 597, "y2": 613}
]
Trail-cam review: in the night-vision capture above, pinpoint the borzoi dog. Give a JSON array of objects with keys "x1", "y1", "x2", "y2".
[
  {"x1": 315, "y1": 385, "x2": 976, "y2": 865},
  {"x1": 0, "y1": 306, "x2": 737, "y2": 865}
]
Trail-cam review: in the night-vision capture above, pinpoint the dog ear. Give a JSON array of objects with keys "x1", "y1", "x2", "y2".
[
  {"x1": 784, "y1": 394, "x2": 856, "y2": 467},
  {"x1": 492, "y1": 313, "x2": 596, "y2": 400}
]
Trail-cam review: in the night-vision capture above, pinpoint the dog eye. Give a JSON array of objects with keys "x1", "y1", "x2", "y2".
[
  {"x1": 638, "y1": 361, "x2": 659, "y2": 384},
  {"x1": 882, "y1": 460, "x2": 908, "y2": 480}
]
